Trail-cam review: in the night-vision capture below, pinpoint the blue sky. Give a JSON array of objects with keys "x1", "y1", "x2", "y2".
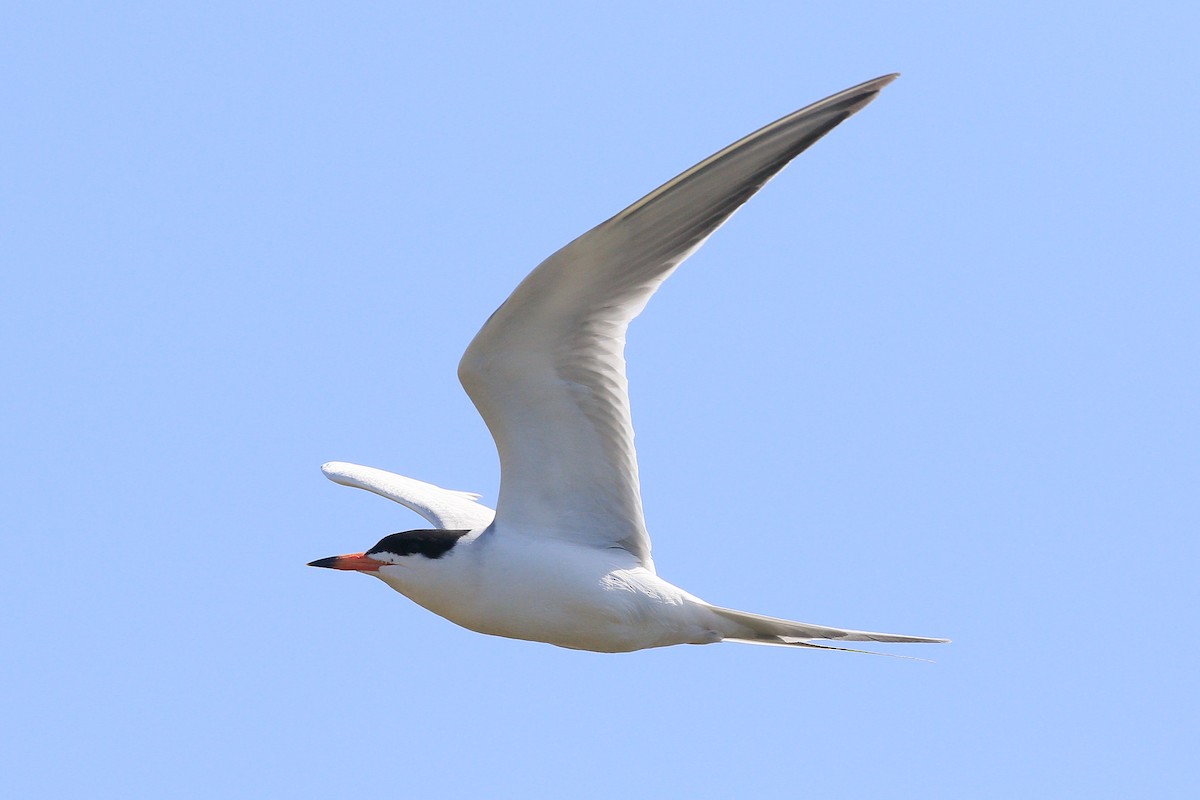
[{"x1": 3, "y1": 3, "x2": 1197, "y2": 797}]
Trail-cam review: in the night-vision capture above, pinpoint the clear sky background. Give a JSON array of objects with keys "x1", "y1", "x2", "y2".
[{"x1": 3, "y1": 3, "x2": 1197, "y2": 798}]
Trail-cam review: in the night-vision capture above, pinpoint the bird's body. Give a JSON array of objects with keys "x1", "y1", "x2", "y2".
[
  {"x1": 311, "y1": 75, "x2": 949, "y2": 655},
  {"x1": 375, "y1": 529, "x2": 714, "y2": 653}
]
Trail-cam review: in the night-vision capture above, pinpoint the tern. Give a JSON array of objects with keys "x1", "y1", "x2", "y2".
[{"x1": 310, "y1": 74, "x2": 948, "y2": 655}]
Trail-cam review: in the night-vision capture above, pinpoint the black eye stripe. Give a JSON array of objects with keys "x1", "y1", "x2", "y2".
[{"x1": 367, "y1": 530, "x2": 470, "y2": 560}]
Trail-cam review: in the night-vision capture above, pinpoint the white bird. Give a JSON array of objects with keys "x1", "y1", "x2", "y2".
[{"x1": 310, "y1": 74, "x2": 949, "y2": 655}]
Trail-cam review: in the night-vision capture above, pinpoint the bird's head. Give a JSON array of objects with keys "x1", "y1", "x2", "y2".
[{"x1": 308, "y1": 529, "x2": 471, "y2": 575}]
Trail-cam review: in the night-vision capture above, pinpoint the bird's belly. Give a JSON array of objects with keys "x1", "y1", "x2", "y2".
[
  {"x1": 394, "y1": 544, "x2": 717, "y2": 652},
  {"x1": 454, "y1": 592, "x2": 643, "y2": 652}
]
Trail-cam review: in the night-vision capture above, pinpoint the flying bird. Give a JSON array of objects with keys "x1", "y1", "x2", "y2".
[{"x1": 310, "y1": 74, "x2": 948, "y2": 655}]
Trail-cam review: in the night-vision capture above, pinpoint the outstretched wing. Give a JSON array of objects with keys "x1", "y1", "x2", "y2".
[
  {"x1": 458, "y1": 75, "x2": 898, "y2": 568},
  {"x1": 322, "y1": 461, "x2": 496, "y2": 530}
]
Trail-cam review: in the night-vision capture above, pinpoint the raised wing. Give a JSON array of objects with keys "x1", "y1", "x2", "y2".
[
  {"x1": 458, "y1": 75, "x2": 898, "y2": 568},
  {"x1": 321, "y1": 461, "x2": 496, "y2": 530}
]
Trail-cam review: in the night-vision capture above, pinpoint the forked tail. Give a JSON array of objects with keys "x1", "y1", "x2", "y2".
[{"x1": 708, "y1": 605, "x2": 949, "y2": 659}]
